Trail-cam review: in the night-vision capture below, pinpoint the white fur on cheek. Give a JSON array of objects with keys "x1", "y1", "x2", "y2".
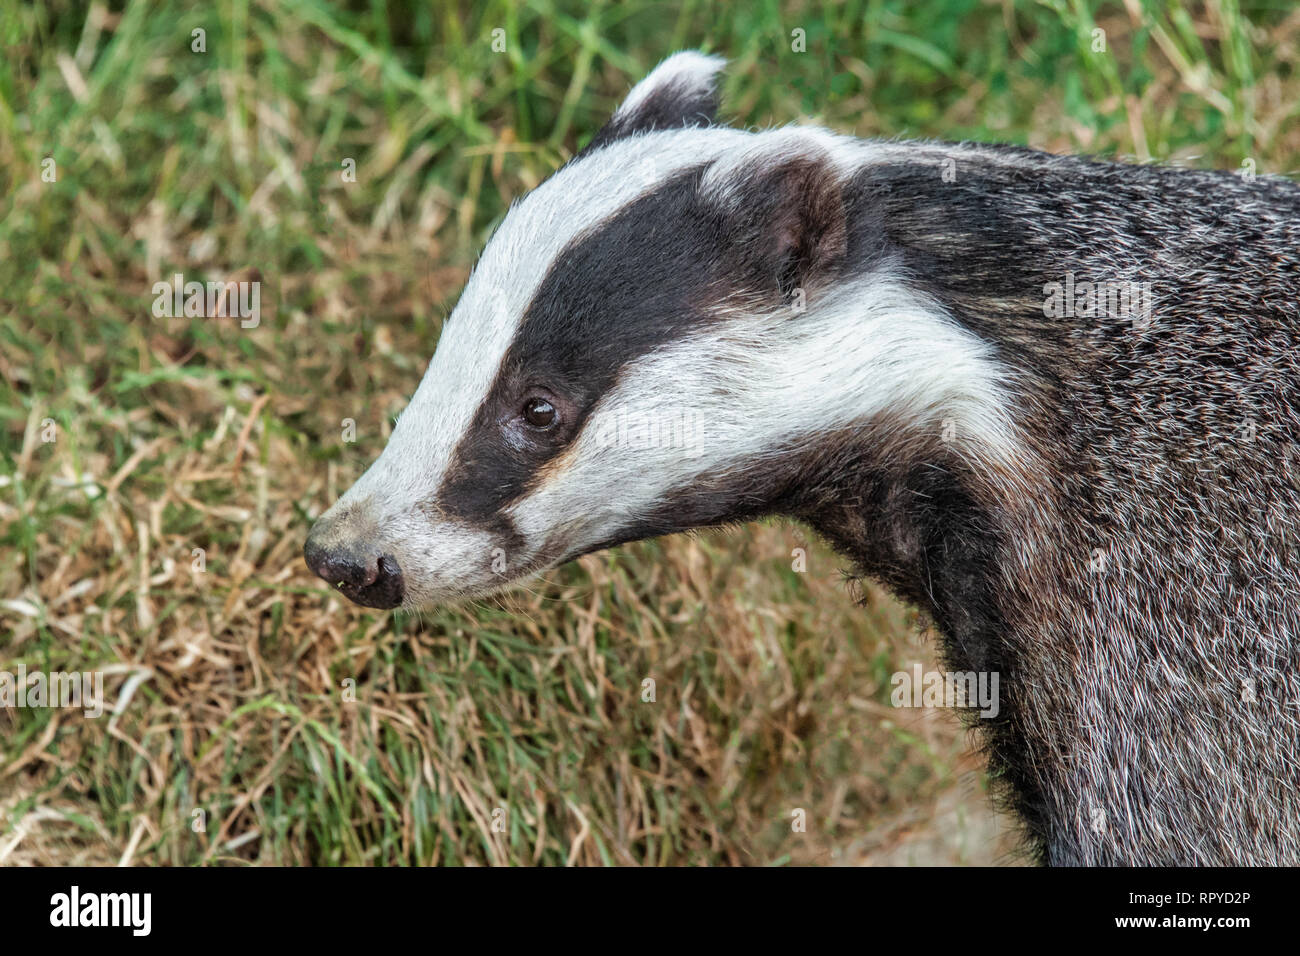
[{"x1": 508, "y1": 273, "x2": 1023, "y2": 559}]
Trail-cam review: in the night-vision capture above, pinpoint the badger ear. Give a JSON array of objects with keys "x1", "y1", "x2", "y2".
[
  {"x1": 583, "y1": 51, "x2": 726, "y2": 153},
  {"x1": 703, "y1": 136, "x2": 849, "y2": 301}
]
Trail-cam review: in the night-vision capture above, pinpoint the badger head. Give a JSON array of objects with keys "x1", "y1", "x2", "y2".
[{"x1": 304, "y1": 51, "x2": 1016, "y2": 609}]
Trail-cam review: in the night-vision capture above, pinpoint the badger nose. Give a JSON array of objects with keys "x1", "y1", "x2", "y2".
[
  {"x1": 304, "y1": 521, "x2": 404, "y2": 609},
  {"x1": 305, "y1": 541, "x2": 379, "y2": 588}
]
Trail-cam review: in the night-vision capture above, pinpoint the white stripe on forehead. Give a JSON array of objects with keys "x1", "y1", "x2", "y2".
[
  {"x1": 506, "y1": 273, "x2": 1021, "y2": 552},
  {"x1": 334, "y1": 125, "x2": 754, "y2": 513}
]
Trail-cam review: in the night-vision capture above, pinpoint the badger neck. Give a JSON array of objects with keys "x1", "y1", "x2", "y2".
[
  {"x1": 772, "y1": 146, "x2": 1105, "y2": 862},
  {"x1": 790, "y1": 141, "x2": 1300, "y2": 864}
]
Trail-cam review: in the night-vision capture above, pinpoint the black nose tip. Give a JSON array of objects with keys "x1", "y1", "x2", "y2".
[
  {"x1": 305, "y1": 541, "x2": 378, "y2": 589},
  {"x1": 304, "y1": 530, "x2": 404, "y2": 609}
]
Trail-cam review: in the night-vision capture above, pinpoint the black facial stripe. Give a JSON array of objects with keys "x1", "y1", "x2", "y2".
[
  {"x1": 437, "y1": 167, "x2": 733, "y2": 525},
  {"x1": 434, "y1": 149, "x2": 892, "y2": 532}
]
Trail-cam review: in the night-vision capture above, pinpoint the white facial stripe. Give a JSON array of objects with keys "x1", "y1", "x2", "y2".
[
  {"x1": 699, "y1": 125, "x2": 859, "y2": 206},
  {"x1": 699, "y1": 125, "x2": 1046, "y2": 189},
  {"x1": 508, "y1": 273, "x2": 1021, "y2": 554}
]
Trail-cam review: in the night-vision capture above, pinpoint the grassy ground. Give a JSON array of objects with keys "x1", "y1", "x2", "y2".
[{"x1": 1, "y1": 0, "x2": 1297, "y2": 866}]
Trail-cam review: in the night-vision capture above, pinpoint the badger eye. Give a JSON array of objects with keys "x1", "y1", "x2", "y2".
[{"x1": 523, "y1": 397, "x2": 556, "y2": 428}]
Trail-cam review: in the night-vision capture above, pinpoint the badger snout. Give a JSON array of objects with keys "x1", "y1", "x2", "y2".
[{"x1": 303, "y1": 515, "x2": 405, "y2": 609}]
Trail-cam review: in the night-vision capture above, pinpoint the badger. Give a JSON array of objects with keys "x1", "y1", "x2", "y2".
[{"x1": 305, "y1": 52, "x2": 1300, "y2": 865}]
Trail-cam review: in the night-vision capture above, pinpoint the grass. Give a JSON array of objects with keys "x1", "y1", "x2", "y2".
[{"x1": 1, "y1": 0, "x2": 1297, "y2": 865}]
